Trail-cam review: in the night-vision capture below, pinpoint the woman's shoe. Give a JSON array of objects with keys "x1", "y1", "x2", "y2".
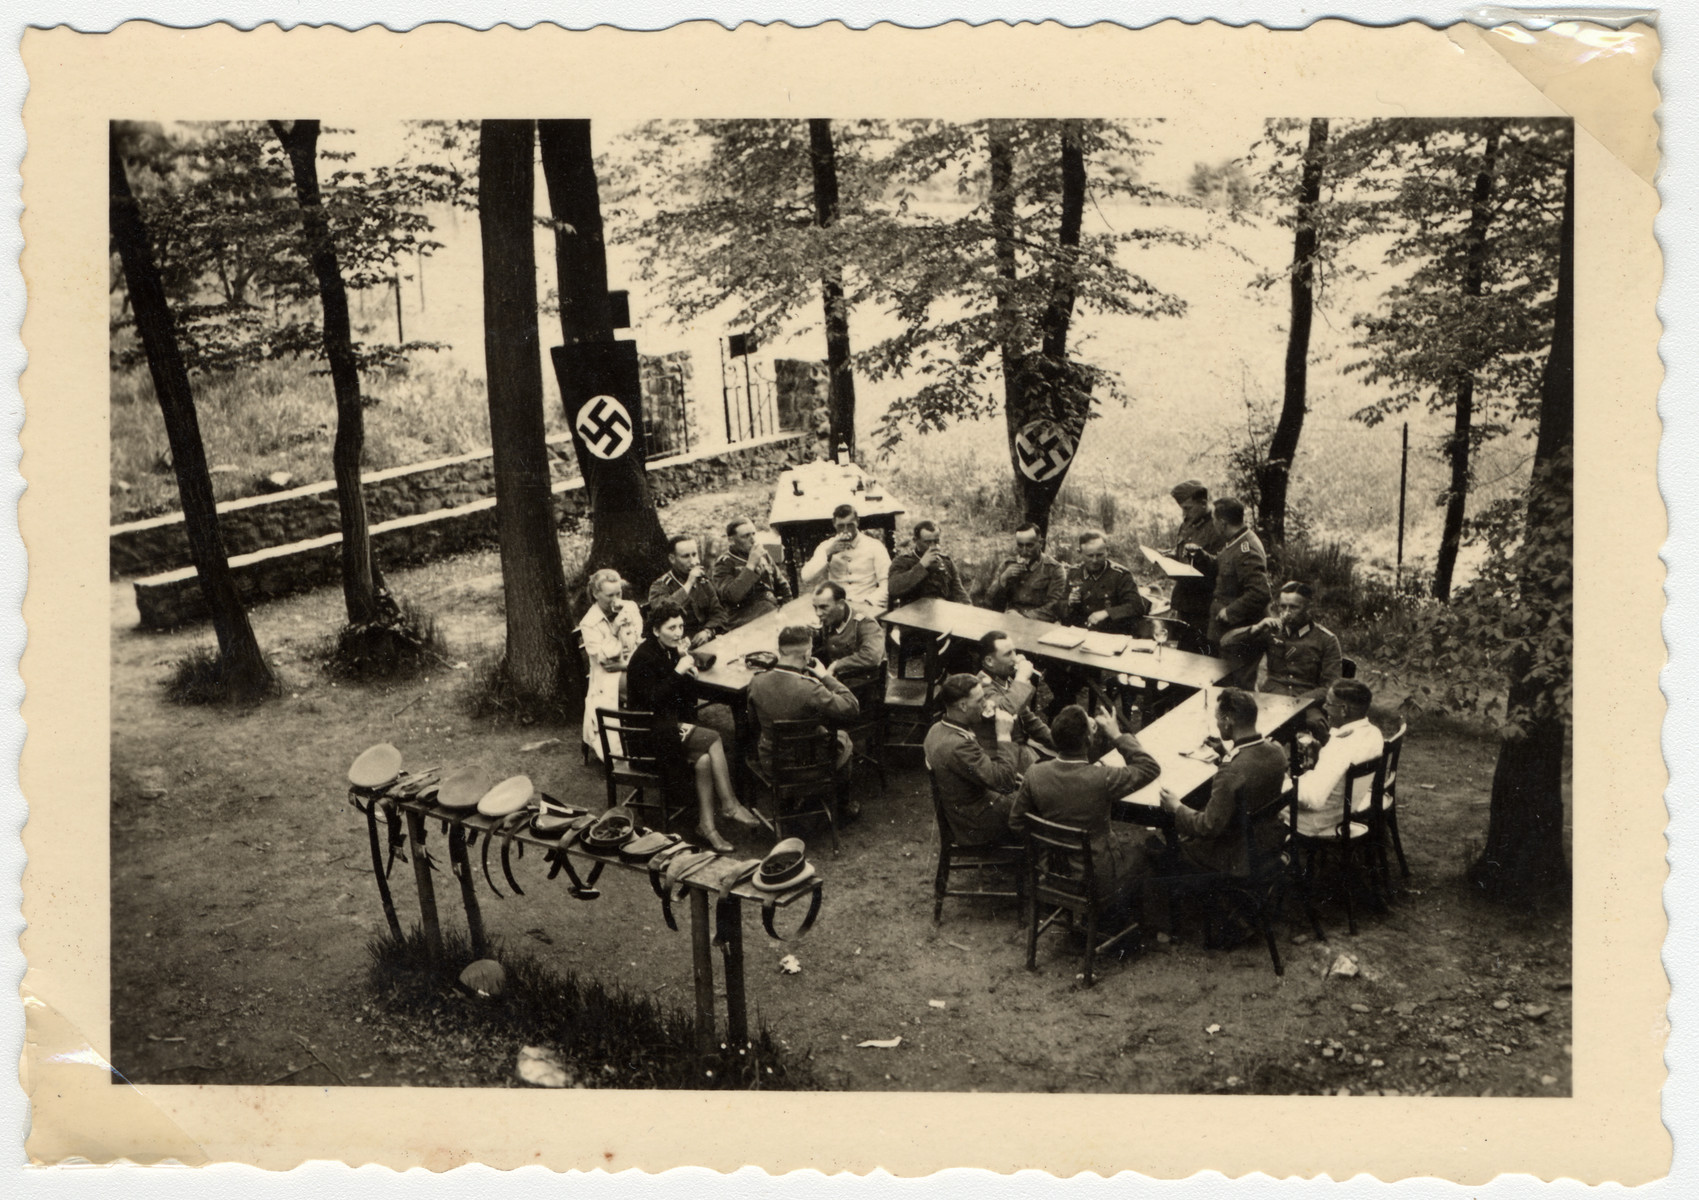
[
  {"x1": 698, "y1": 826, "x2": 734, "y2": 854},
  {"x1": 721, "y1": 801, "x2": 760, "y2": 829}
]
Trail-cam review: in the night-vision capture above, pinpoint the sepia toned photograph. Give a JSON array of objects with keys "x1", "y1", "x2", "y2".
[{"x1": 19, "y1": 18, "x2": 1665, "y2": 1180}]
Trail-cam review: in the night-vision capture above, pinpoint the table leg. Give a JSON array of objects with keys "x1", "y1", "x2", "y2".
[
  {"x1": 447, "y1": 826, "x2": 488, "y2": 959},
  {"x1": 719, "y1": 898, "x2": 749, "y2": 1048},
  {"x1": 404, "y1": 809, "x2": 444, "y2": 961},
  {"x1": 689, "y1": 888, "x2": 718, "y2": 1060}
]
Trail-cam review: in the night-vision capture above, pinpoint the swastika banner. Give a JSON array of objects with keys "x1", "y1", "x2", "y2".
[
  {"x1": 1014, "y1": 418, "x2": 1078, "y2": 483},
  {"x1": 551, "y1": 339, "x2": 648, "y2": 467},
  {"x1": 575, "y1": 394, "x2": 634, "y2": 460}
]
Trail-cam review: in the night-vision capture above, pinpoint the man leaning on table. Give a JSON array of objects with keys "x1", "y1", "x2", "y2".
[
  {"x1": 713, "y1": 515, "x2": 792, "y2": 630},
  {"x1": 648, "y1": 534, "x2": 729, "y2": 648},
  {"x1": 801, "y1": 503, "x2": 891, "y2": 616},
  {"x1": 1219, "y1": 579, "x2": 1343, "y2": 727},
  {"x1": 1153, "y1": 687, "x2": 1289, "y2": 877},
  {"x1": 1290, "y1": 679, "x2": 1384, "y2": 837},
  {"x1": 924, "y1": 673, "x2": 1034, "y2": 847},
  {"x1": 987, "y1": 522, "x2": 1069, "y2": 622}
]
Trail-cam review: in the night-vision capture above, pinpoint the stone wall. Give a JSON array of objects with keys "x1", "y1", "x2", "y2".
[{"x1": 132, "y1": 432, "x2": 810, "y2": 629}]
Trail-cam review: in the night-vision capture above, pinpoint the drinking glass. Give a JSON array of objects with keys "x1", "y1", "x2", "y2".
[{"x1": 1151, "y1": 621, "x2": 1169, "y2": 661}]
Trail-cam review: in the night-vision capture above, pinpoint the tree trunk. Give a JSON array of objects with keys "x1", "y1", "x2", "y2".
[
  {"x1": 1258, "y1": 117, "x2": 1329, "y2": 548},
  {"x1": 809, "y1": 119, "x2": 858, "y2": 454},
  {"x1": 1468, "y1": 134, "x2": 1573, "y2": 903},
  {"x1": 997, "y1": 121, "x2": 1088, "y2": 534},
  {"x1": 478, "y1": 119, "x2": 576, "y2": 703},
  {"x1": 270, "y1": 118, "x2": 389, "y2": 626},
  {"x1": 1433, "y1": 123, "x2": 1502, "y2": 601},
  {"x1": 109, "y1": 125, "x2": 275, "y2": 701},
  {"x1": 537, "y1": 119, "x2": 670, "y2": 601}
]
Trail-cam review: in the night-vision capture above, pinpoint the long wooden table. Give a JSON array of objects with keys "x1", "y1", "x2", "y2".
[
  {"x1": 1113, "y1": 690, "x2": 1312, "y2": 816},
  {"x1": 768, "y1": 461, "x2": 906, "y2": 595},
  {"x1": 880, "y1": 597, "x2": 1227, "y2": 690},
  {"x1": 348, "y1": 787, "x2": 821, "y2": 1059}
]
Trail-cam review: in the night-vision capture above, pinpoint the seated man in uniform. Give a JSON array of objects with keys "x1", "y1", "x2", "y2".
[
  {"x1": 800, "y1": 503, "x2": 891, "y2": 616},
  {"x1": 1058, "y1": 529, "x2": 1151, "y2": 720},
  {"x1": 810, "y1": 581, "x2": 887, "y2": 690},
  {"x1": 986, "y1": 523, "x2": 1069, "y2": 623},
  {"x1": 713, "y1": 516, "x2": 792, "y2": 630},
  {"x1": 1219, "y1": 580, "x2": 1343, "y2": 733},
  {"x1": 972, "y1": 630, "x2": 1056, "y2": 756},
  {"x1": 923, "y1": 673, "x2": 1034, "y2": 847},
  {"x1": 647, "y1": 533, "x2": 730, "y2": 648},
  {"x1": 888, "y1": 519, "x2": 969, "y2": 607},
  {"x1": 1290, "y1": 679, "x2": 1384, "y2": 837},
  {"x1": 747, "y1": 624, "x2": 860, "y2": 779},
  {"x1": 1010, "y1": 704, "x2": 1163, "y2": 927}
]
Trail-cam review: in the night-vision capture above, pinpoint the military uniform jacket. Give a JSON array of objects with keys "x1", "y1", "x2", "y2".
[
  {"x1": 1169, "y1": 737, "x2": 1289, "y2": 875},
  {"x1": 986, "y1": 554, "x2": 1069, "y2": 623},
  {"x1": 924, "y1": 720, "x2": 1023, "y2": 847},
  {"x1": 1065, "y1": 560, "x2": 1149, "y2": 634},
  {"x1": 815, "y1": 613, "x2": 886, "y2": 688},
  {"x1": 1220, "y1": 620, "x2": 1343, "y2": 700},
  {"x1": 1009, "y1": 733, "x2": 1162, "y2": 897},
  {"x1": 1170, "y1": 513, "x2": 1227, "y2": 622},
  {"x1": 747, "y1": 663, "x2": 860, "y2": 776},
  {"x1": 712, "y1": 548, "x2": 792, "y2": 629},
  {"x1": 888, "y1": 548, "x2": 969, "y2": 607},
  {"x1": 647, "y1": 570, "x2": 730, "y2": 640},
  {"x1": 1206, "y1": 529, "x2": 1272, "y2": 636},
  {"x1": 970, "y1": 671, "x2": 1055, "y2": 753}
]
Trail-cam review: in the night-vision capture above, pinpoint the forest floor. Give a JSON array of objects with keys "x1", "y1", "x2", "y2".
[{"x1": 108, "y1": 482, "x2": 1572, "y2": 1095}]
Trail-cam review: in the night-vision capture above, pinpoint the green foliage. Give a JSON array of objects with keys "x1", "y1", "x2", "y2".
[
  {"x1": 110, "y1": 120, "x2": 457, "y2": 375},
  {"x1": 323, "y1": 599, "x2": 449, "y2": 682},
  {"x1": 164, "y1": 643, "x2": 281, "y2": 705},
  {"x1": 367, "y1": 926, "x2": 818, "y2": 1090}
]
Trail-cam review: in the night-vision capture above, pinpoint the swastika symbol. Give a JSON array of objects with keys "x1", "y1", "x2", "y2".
[
  {"x1": 1014, "y1": 419, "x2": 1077, "y2": 483},
  {"x1": 575, "y1": 394, "x2": 634, "y2": 460}
]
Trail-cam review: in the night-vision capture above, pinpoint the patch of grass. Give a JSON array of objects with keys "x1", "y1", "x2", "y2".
[
  {"x1": 322, "y1": 599, "x2": 451, "y2": 682},
  {"x1": 462, "y1": 650, "x2": 581, "y2": 729},
  {"x1": 162, "y1": 643, "x2": 281, "y2": 706},
  {"x1": 366, "y1": 926, "x2": 818, "y2": 1090}
]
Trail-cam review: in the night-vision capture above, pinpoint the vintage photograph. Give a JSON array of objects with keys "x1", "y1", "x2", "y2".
[{"x1": 105, "y1": 110, "x2": 1576, "y2": 1096}]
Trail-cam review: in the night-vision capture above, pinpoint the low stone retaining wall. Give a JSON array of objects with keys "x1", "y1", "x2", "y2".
[{"x1": 132, "y1": 432, "x2": 810, "y2": 629}]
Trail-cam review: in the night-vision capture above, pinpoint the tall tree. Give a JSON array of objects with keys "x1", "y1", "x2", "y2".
[
  {"x1": 270, "y1": 118, "x2": 392, "y2": 626},
  {"x1": 1468, "y1": 133, "x2": 1574, "y2": 902},
  {"x1": 1348, "y1": 119, "x2": 1562, "y2": 599},
  {"x1": 808, "y1": 119, "x2": 858, "y2": 452},
  {"x1": 478, "y1": 119, "x2": 576, "y2": 703},
  {"x1": 1256, "y1": 118, "x2": 1329, "y2": 548},
  {"x1": 538, "y1": 119, "x2": 671, "y2": 597},
  {"x1": 109, "y1": 123, "x2": 275, "y2": 701}
]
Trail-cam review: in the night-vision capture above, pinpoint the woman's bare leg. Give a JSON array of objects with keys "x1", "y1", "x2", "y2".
[{"x1": 693, "y1": 757, "x2": 731, "y2": 851}]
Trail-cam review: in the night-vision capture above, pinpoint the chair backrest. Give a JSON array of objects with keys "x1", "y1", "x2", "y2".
[
  {"x1": 1381, "y1": 721, "x2": 1407, "y2": 802},
  {"x1": 596, "y1": 707, "x2": 664, "y2": 780},
  {"x1": 1340, "y1": 750, "x2": 1389, "y2": 831},
  {"x1": 1021, "y1": 812, "x2": 1097, "y2": 909},
  {"x1": 1340, "y1": 656, "x2": 1359, "y2": 680},
  {"x1": 927, "y1": 770, "x2": 958, "y2": 848},
  {"x1": 768, "y1": 719, "x2": 839, "y2": 799}
]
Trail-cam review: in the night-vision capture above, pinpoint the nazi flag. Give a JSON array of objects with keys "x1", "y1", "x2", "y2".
[
  {"x1": 1014, "y1": 419, "x2": 1078, "y2": 483},
  {"x1": 575, "y1": 394, "x2": 635, "y2": 460}
]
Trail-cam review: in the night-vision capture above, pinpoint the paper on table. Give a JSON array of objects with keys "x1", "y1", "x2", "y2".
[
  {"x1": 1141, "y1": 543, "x2": 1203, "y2": 578},
  {"x1": 1036, "y1": 628, "x2": 1085, "y2": 650},
  {"x1": 1078, "y1": 631, "x2": 1129, "y2": 657}
]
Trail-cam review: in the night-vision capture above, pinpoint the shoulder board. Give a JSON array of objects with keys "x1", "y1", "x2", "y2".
[
  {"x1": 1314, "y1": 623, "x2": 1337, "y2": 637},
  {"x1": 1107, "y1": 561, "x2": 1130, "y2": 574}
]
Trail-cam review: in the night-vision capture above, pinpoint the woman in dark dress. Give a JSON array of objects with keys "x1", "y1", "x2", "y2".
[{"x1": 626, "y1": 597, "x2": 758, "y2": 851}]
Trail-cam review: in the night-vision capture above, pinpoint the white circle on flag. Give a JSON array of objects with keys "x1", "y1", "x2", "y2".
[
  {"x1": 575, "y1": 394, "x2": 635, "y2": 460},
  {"x1": 1014, "y1": 419, "x2": 1077, "y2": 483}
]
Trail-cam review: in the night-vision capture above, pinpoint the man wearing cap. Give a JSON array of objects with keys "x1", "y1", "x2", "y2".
[
  {"x1": 1220, "y1": 580, "x2": 1343, "y2": 727},
  {"x1": 713, "y1": 516, "x2": 792, "y2": 630},
  {"x1": 1187, "y1": 497, "x2": 1270, "y2": 646},
  {"x1": 1169, "y1": 480, "x2": 1226, "y2": 636},
  {"x1": 648, "y1": 534, "x2": 730, "y2": 648},
  {"x1": 924, "y1": 673, "x2": 1035, "y2": 847},
  {"x1": 986, "y1": 523, "x2": 1069, "y2": 623},
  {"x1": 747, "y1": 624, "x2": 860, "y2": 780},
  {"x1": 800, "y1": 504, "x2": 891, "y2": 616}
]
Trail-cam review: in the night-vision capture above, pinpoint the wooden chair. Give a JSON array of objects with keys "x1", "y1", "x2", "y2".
[
  {"x1": 594, "y1": 707, "x2": 691, "y2": 831},
  {"x1": 1340, "y1": 656, "x2": 1358, "y2": 680},
  {"x1": 842, "y1": 675, "x2": 891, "y2": 794},
  {"x1": 747, "y1": 719, "x2": 845, "y2": 853},
  {"x1": 1381, "y1": 721, "x2": 1411, "y2": 881},
  {"x1": 1021, "y1": 813, "x2": 1141, "y2": 987},
  {"x1": 927, "y1": 770, "x2": 1023, "y2": 924},
  {"x1": 1160, "y1": 792, "x2": 1290, "y2": 976},
  {"x1": 881, "y1": 626, "x2": 943, "y2": 764},
  {"x1": 1289, "y1": 749, "x2": 1389, "y2": 938}
]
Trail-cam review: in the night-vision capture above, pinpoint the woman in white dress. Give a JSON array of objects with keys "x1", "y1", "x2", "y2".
[{"x1": 578, "y1": 568, "x2": 643, "y2": 760}]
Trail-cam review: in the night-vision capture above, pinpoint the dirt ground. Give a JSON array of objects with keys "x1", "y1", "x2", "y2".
[{"x1": 109, "y1": 485, "x2": 1572, "y2": 1096}]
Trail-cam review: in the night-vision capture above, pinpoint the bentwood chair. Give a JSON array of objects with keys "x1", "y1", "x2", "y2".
[
  {"x1": 746, "y1": 719, "x2": 845, "y2": 853},
  {"x1": 1021, "y1": 814, "x2": 1141, "y2": 987},
  {"x1": 595, "y1": 708, "x2": 692, "y2": 832},
  {"x1": 1380, "y1": 722, "x2": 1411, "y2": 882},
  {"x1": 1160, "y1": 792, "x2": 1290, "y2": 977},
  {"x1": 1289, "y1": 750, "x2": 1389, "y2": 938},
  {"x1": 927, "y1": 771, "x2": 1024, "y2": 924}
]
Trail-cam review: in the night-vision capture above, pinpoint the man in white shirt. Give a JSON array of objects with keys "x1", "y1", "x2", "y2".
[
  {"x1": 1291, "y1": 679, "x2": 1385, "y2": 837},
  {"x1": 801, "y1": 503, "x2": 891, "y2": 616}
]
